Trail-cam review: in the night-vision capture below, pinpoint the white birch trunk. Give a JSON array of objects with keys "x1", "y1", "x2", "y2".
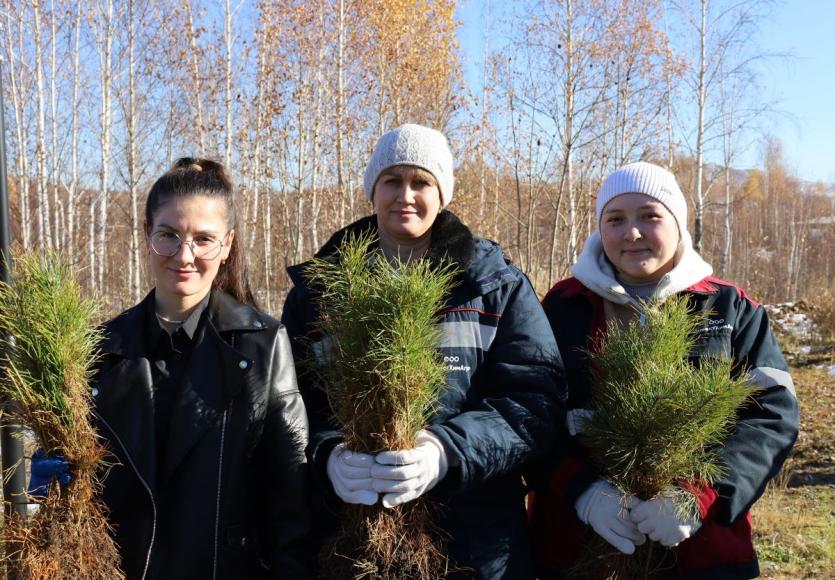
[
  {"x1": 308, "y1": 0, "x2": 324, "y2": 256},
  {"x1": 693, "y1": 0, "x2": 708, "y2": 252},
  {"x1": 49, "y1": 0, "x2": 63, "y2": 251},
  {"x1": 249, "y1": 22, "x2": 268, "y2": 252},
  {"x1": 5, "y1": 11, "x2": 31, "y2": 249},
  {"x1": 263, "y1": 154, "x2": 273, "y2": 313},
  {"x1": 67, "y1": 8, "x2": 81, "y2": 260},
  {"x1": 33, "y1": 1, "x2": 53, "y2": 248},
  {"x1": 224, "y1": 0, "x2": 233, "y2": 167},
  {"x1": 564, "y1": 0, "x2": 578, "y2": 265},
  {"x1": 294, "y1": 63, "x2": 306, "y2": 264},
  {"x1": 127, "y1": 0, "x2": 141, "y2": 303},
  {"x1": 336, "y1": 0, "x2": 346, "y2": 227},
  {"x1": 96, "y1": 0, "x2": 114, "y2": 291}
]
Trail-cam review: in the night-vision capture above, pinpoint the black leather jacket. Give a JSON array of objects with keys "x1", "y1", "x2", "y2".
[{"x1": 93, "y1": 290, "x2": 311, "y2": 579}]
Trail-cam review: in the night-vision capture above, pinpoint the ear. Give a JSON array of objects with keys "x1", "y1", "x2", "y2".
[
  {"x1": 221, "y1": 230, "x2": 236, "y2": 260},
  {"x1": 143, "y1": 221, "x2": 152, "y2": 251}
]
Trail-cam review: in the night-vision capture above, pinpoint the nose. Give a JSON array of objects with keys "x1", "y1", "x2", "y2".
[
  {"x1": 398, "y1": 185, "x2": 417, "y2": 204},
  {"x1": 624, "y1": 223, "x2": 642, "y2": 241},
  {"x1": 173, "y1": 239, "x2": 197, "y2": 261}
]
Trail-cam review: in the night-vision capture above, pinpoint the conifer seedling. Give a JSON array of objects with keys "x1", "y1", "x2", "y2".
[
  {"x1": 0, "y1": 251, "x2": 122, "y2": 579},
  {"x1": 305, "y1": 231, "x2": 457, "y2": 579},
  {"x1": 577, "y1": 295, "x2": 752, "y2": 578}
]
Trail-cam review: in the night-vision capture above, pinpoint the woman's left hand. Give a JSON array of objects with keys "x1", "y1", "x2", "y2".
[
  {"x1": 371, "y1": 429, "x2": 449, "y2": 508},
  {"x1": 629, "y1": 494, "x2": 702, "y2": 547}
]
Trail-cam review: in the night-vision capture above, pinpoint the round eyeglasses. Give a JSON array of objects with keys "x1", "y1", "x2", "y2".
[{"x1": 149, "y1": 231, "x2": 228, "y2": 260}]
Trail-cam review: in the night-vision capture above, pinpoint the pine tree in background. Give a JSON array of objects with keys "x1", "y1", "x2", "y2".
[
  {"x1": 305, "y1": 231, "x2": 457, "y2": 580},
  {"x1": 577, "y1": 296, "x2": 752, "y2": 579},
  {"x1": 0, "y1": 251, "x2": 123, "y2": 579}
]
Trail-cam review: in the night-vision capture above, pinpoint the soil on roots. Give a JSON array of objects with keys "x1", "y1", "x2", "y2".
[{"x1": 319, "y1": 500, "x2": 450, "y2": 580}]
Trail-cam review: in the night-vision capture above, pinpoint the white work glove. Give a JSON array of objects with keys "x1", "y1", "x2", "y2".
[
  {"x1": 630, "y1": 493, "x2": 702, "y2": 547},
  {"x1": 370, "y1": 429, "x2": 449, "y2": 509},
  {"x1": 326, "y1": 444, "x2": 378, "y2": 506},
  {"x1": 574, "y1": 479, "x2": 646, "y2": 555}
]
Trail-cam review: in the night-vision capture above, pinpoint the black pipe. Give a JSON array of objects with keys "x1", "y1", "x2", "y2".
[{"x1": 0, "y1": 60, "x2": 27, "y2": 529}]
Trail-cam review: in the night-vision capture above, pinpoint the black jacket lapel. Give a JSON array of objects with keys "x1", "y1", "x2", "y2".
[
  {"x1": 96, "y1": 295, "x2": 158, "y2": 493},
  {"x1": 159, "y1": 291, "x2": 260, "y2": 485},
  {"x1": 159, "y1": 322, "x2": 225, "y2": 486}
]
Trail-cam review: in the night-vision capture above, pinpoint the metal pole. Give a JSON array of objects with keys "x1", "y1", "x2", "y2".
[{"x1": 0, "y1": 59, "x2": 27, "y2": 527}]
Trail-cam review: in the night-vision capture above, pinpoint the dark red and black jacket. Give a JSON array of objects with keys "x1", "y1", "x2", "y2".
[{"x1": 528, "y1": 276, "x2": 799, "y2": 579}]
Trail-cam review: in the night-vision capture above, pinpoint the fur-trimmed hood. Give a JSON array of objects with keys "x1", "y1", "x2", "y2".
[
  {"x1": 571, "y1": 229, "x2": 713, "y2": 305},
  {"x1": 288, "y1": 210, "x2": 480, "y2": 289}
]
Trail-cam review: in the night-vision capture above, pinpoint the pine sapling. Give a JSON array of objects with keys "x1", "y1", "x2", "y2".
[
  {"x1": 305, "y1": 231, "x2": 457, "y2": 579},
  {"x1": 576, "y1": 295, "x2": 753, "y2": 578},
  {"x1": 0, "y1": 251, "x2": 123, "y2": 579}
]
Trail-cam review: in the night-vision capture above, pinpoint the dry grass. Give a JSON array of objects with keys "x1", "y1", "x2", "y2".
[
  {"x1": 753, "y1": 487, "x2": 834, "y2": 579},
  {"x1": 752, "y1": 364, "x2": 835, "y2": 578}
]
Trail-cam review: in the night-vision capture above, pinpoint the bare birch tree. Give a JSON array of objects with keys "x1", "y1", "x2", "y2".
[{"x1": 33, "y1": 0, "x2": 53, "y2": 248}]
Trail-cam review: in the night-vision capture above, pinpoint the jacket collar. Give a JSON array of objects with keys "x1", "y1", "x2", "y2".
[
  {"x1": 287, "y1": 210, "x2": 477, "y2": 288},
  {"x1": 571, "y1": 230, "x2": 713, "y2": 305},
  {"x1": 103, "y1": 289, "x2": 265, "y2": 357}
]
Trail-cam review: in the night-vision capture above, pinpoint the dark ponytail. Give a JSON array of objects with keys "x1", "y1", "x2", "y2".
[{"x1": 146, "y1": 157, "x2": 257, "y2": 308}]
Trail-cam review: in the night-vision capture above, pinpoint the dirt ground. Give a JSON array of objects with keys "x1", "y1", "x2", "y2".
[{"x1": 752, "y1": 358, "x2": 835, "y2": 579}]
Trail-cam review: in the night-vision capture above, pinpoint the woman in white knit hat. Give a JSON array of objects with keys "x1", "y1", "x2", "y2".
[
  {"x1": 528, "y1": 161, "x2": 798, "y2": 579},
  {"x1": 282, "y1": 123, "x2": 565, "y2": 578}
]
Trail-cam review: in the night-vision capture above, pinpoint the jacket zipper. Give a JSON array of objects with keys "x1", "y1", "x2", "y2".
[
  {"x1": 212, "y1": 409, "x2": 228, "y2": 580},
  {"x1": 97, "y1": 414, "x2": 157, "y2": 580}
]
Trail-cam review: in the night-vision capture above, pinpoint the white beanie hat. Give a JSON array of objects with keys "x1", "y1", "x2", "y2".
[
  {"x1": 596, "y1": 161, "x2": 688, "y2": 233},
  {"x1": 363, "y1": 124, "x2": 455, "y2": 208}
]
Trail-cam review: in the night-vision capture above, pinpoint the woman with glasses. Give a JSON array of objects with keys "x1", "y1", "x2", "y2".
[{"x1": 33, "y1": 158, "x2": 312, "y2": 579}]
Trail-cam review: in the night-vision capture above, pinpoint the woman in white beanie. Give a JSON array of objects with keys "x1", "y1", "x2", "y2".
[
  {"x1": 528, "y1": 161, "x2": 798, "y2": 578},
  {"x1": 282, "y1": 123, "x2": 565, "y2": 578}
]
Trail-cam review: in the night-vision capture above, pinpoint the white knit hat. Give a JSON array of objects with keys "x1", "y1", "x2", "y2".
[
  {"x1": 363, "y1": 124, "x2": 454, "y2": 208},
  {"x1": 596, "y1": 161, "x2": 688, "y2": 233}
]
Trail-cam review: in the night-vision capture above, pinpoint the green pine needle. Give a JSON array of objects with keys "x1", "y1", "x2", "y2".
[
  {"x1": 581, "y1": 295, "x2": 753, "y2": 518},
  {"x1": 305, "y1": 231, "x2": 457, "y2": 453},
  {"x1": 0, "y1": 251, "x2": 103, "y2": 461}
]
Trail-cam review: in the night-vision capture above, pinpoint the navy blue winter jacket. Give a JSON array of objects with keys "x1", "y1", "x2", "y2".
[{"x1": 282, "y1": 211, "x2": 566, "y2": 579}]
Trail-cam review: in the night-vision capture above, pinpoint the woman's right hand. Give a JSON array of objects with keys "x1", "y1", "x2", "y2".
[
  {"x1": 326, "y1": 444, "x2": 378, "y2": 506},
  {"x1": 574, "y1": 479, "x2": 645, "y2": 554},
  {"x1": 28, "y1": 449, "x2": 72, "y2": 498}
]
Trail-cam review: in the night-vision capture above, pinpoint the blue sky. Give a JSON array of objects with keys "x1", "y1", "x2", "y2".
[
  {"x1": 456, "y1": 1, "x2": 835, "y2": 184},
  {"x1": 754, "y1": 1, "x2": 835, "y2": 183}
]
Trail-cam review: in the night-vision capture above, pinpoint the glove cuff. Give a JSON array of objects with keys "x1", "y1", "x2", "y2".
[{"x1": 416, "y1": 429, "x2": 449, "y2": 482}]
